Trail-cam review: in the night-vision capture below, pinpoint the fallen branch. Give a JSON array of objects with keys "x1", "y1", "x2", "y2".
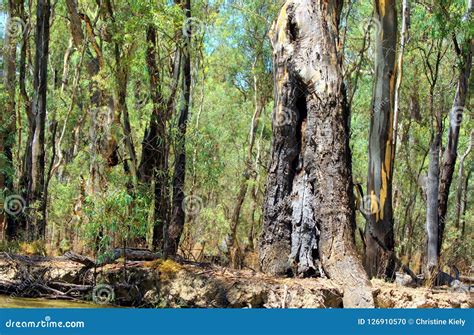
[{"x1": 63, "y1": 252, "x2": 95, "y2": 268}]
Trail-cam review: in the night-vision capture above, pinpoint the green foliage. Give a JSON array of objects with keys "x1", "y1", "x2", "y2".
[
  {"x1": 0, "y1": 240, "x2": 20, "y2": 254},
  {"x1": 1, "y1": 0, "x2": 471, "y2": 275},
  {"x1": 83, "y1": 186, "x2": 151, "y2": 255}
]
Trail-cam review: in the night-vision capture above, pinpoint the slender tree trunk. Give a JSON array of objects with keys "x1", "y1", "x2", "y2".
[
  {"x1": 260, "y1": 0, "x2": 373, "y2": 307},
  {"x1": 50, "y1": 44, "x2": 86, "y2": 179},
  {"x1": 364, "y1": 0, "x2": 398, "y2": 280},
  {"x1": 119, "y1": 77, "x2": 137, "y2": 184},
  {"x1": 460, "y1": 169, "x2": 471, "y2": 237},
  {"x1": 425, "y1": 59, "x2": 443, "y2": 273},
  {"x1": 392, "y1": 0, "x2": 410, "y2": 151},
  {"x1": 390, "y1": 0, "x2": 409, "y2": 260},
  {"x1": 426, "y1": 131, "x2": 441, "y2": 274},
  {"x1": 455, "y1": 131, "x2": 473, "y2": 229},
  {"x1": 65, "y1": 0, "x2": 84, "y2": 48},
  {"x1": 165, "y1": 0, "x2": 192, "y2": 257},
  {"x1": 2, "y1": 0, "x2": 20, "y2": 239},
  {"x1": 113, "y1": 43, "x2": 138, "y2": 187},
  {"x1": 420, "y1": 36, "x2": 443, "y2": 276},
  {"x1": 227, "y1": 63, "x2": 263, "y2": 260},
  {"x1": 30, "y1": 0, "x2": 51, "y2": 239},
  {"x1": 42, "y1": 121, "x2": 58, "y2": 240},
  {"x1": 139, "y1": 27, "x2": 163, "y2": 184},
  {"x1": 18, "y1": 0, "x2": 31, "y2": 235},
  {"x1": 60, "y1": 38, "x2": 75, "y2": 94},
  {"x1": 98, "y1": 2, "x2": 121, "y2": 173},
  {"x1": 437, "y1": 40, "x2": 472, "y2": 254},
  {"x1": 248, "y1": 121, "x2": 265, "y2": 251}
]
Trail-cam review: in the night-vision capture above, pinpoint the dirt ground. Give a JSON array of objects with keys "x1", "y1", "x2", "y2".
[{"x1": 0, "y1": 254, "x2": 472, "y2": 308}]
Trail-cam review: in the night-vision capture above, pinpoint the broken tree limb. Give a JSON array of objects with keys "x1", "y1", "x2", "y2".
[
  {"x1": 63, "y1": 251, "x2": 95, "y2": 268},
  {"x1": 63, "y1": 249, "x2": 162, "y2": 268}
]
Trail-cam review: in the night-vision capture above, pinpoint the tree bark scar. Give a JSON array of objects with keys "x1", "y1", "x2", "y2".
[{"x1": 378, "y1": 0, "x2": 386, "y2": 17}]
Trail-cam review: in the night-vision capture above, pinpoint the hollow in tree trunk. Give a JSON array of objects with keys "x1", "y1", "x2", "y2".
[{"x1": 259, "y1": 0, "x2": 374, "y2": 308}]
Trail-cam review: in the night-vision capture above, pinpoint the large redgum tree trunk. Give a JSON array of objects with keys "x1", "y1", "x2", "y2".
[{"x1": 259, "y1": 0, "x2": 374, "y2": 308}]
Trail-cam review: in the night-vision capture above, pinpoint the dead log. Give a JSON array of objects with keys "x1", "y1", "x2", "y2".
[
  {"x1": 63, "y1": 249, "x2": 161, "y2": 268},
  {"x1": 460, "y1": 275, "x2": 474, "y2": 284},
  {"x1": 98, "y1": 248, "x2": 162, "y2": 266},
  {"x1": 63, "y1": 251, "x2": 95, "y2": 268}
]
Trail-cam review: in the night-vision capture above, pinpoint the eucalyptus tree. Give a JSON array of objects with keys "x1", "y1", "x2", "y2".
[
  {"x1": 259, "y1": 0, "x2": 374, "y2": 307},
  {"x1": 364, "y1": 0, "x2": 398, "y2": 280},
  {"x1": 438, "y1": 4, "x2": 473, "y2": 255},
  {"x1": 1, "y1": 0, "x2": 21, "y2": 239},
  {"x1": 29, "y1": 0, "x2": 52, "y2": 238},
  {"x1": 165, "y1": 0, "x2": 193, "y2": 257}
]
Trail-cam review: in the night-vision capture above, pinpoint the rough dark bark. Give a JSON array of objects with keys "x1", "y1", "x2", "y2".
[
  {"x1": 364, "y1": 0, "x2": 398, "y2": 280},
  {"x1": 65, "y1": 0, "x2": 84, "y2": 48},
  {"x1": 437, "y1": 40, "x2": 472, "y2": 254},
  {"x1": 141, "y1": 26, "x2": 168, "y2": 250},
  {"x1": 260, "y1": 0, "x2": 374, "y2": 307},
  {"x1": 139, "y1": 25, "x2": 181, "y2": 250},
  {"x1": 120, "y1": 90, "x2": 137, "y2": 184},
  {"x1": 138, "y1": 26, "x2": 165, "y2": 184},
  {"x1": 165, "y1": 0, "x2": 192, "y2": 257},
  {"x1": 29, "y1": 0, "x2": 52, "y2": 239},
  {"x1": 98, "y1": 0, "x2": 121, "y2": 172},
  {"x1": 259, "y1": 2, "x2": 304, "y2": 276}
]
